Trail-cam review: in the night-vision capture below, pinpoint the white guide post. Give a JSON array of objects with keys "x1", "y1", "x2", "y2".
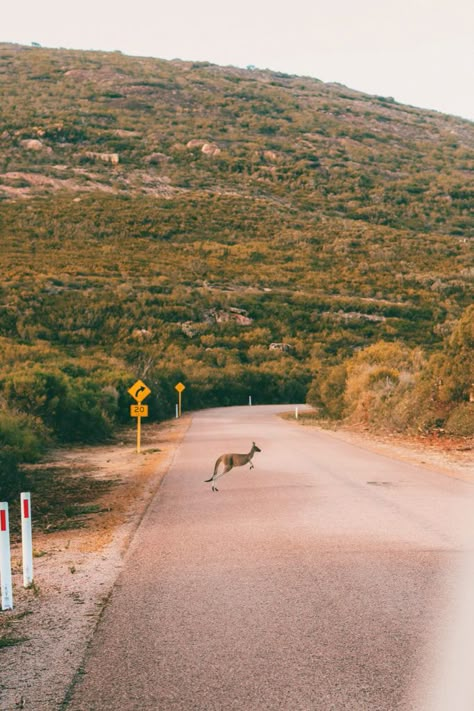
[
  {"x1": 295, "y1": 407, "x2": 299, "y2": 419},
  {"x1": 249, "y1": 396, "x2": 252, "y2": 406},
  {"x1": 0, "y1": 502, "x2": 13, "y2": 610},
  {"x1": 21, "y1": 492, "x2": 34, "y2": 587}
]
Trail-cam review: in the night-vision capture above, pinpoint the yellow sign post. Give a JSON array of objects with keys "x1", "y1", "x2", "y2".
[
  {"x1": 175, "y1": 382, "x2": 186, "y2": 417},
  {"x1": 128, "y1": 380, "x2": 151, "y2": 453}
]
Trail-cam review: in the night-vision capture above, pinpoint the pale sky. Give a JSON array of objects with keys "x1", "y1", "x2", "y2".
[{"x1": 3, "y1": 0, "x2": 474, "y2": 121}]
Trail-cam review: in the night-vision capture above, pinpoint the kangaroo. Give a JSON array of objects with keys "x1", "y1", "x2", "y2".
[{"x1": 205, "y1": 442, "x2": 262, "y2": 491}]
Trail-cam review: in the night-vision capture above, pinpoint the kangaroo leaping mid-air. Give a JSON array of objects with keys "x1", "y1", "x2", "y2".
[{"x1": 205, "y1": 442, "x2": 262, "y2": 492}]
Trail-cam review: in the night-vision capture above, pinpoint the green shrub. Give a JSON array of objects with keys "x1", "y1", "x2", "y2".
[
  {"x1": 0, "y1": 449, "x2": 25, "y2": 500},
  {"x1": 0, "y1": 410, "x2": 45, "y2": 499},
  {"x1": 3, "y1": 369, "x2": 119, "y2": 443},
  {"x1": 56, "y1": 382, "x2": 116, "y2": 443},
  {"x1": 445, "y1": 403, "x2": 474, "y2": 436},
  {"x1": 307, "y1": 364, "x2": 347, "y2": 419},
  {"x1": 0, "y1": 410, "x2": 49, "y2": 462}
]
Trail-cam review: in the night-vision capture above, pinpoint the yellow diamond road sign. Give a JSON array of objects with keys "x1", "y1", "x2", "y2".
[
  {"x1": 128, "y1": 380, "x2": 151, "y2": 403},
  {"x1": 175, "y1": 382, "x2": 185, "y2": 393}
]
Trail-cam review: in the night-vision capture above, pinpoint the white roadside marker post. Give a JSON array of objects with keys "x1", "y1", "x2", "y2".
[
  {"x1": 0, "y1": 502, "x2": 13, "y2": 610},
  {"x1": 21, "y1": 492, "x2": 33, "y2": 587}
]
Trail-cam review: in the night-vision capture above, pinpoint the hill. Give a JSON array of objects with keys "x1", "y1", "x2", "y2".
[
  {"x1": 0, "y1": 42, "x2": 473, "y2": 482},
  {"x1": 1, "y1": 43, "x2": 473, "y2": 235}
]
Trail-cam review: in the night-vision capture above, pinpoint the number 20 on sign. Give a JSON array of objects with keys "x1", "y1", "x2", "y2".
[{"x1": 130, "y1": 404, "x2": 149, "y2": 417}]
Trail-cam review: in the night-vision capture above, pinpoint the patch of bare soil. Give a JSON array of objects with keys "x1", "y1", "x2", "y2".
[{"x1": 0, "y1": 415, "x2": 191, "y2": 711}]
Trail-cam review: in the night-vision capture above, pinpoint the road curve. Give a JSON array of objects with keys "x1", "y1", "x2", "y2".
[{"x1": 65, "y1": 405, "x2": 474, "y2": 711}]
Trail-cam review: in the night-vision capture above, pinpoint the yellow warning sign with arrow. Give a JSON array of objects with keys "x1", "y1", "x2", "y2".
[{"x1": 128, "y1": 380, "x2": 151, "y2": 403}]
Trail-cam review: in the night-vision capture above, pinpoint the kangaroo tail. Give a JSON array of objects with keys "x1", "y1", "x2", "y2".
[{"x1": 205, "y1": 456, "x2": 223, "y2": 482}]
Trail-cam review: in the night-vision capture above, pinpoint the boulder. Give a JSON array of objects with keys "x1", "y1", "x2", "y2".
[
  {"x1": 21, "y1": 139, "x2": 44, "y2": 151},
  {"x1": 201, "y1": 143, "x2": 221, "y2": 156}
]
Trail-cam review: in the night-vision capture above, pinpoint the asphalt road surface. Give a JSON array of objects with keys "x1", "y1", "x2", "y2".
[{"x1": 65, "y1": 405, "x2": 474, "y2": 711}]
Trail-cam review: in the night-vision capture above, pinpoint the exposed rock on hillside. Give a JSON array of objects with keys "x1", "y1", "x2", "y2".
[
  {"x1": 205, "y1": 308, "x2": 254, "y2": 325},
  {"x1": 269, "y1": 343, "x2": 294, "y2": 352},
  {"x1": 84, "y1": 152, "x2": 120, "y2": 164},
  {"x1": 21, "y1": 138, "x2": 46, "y2": 151},
  {"x1": 186, "y1": 139, "x2": 221, "y2": 156}
]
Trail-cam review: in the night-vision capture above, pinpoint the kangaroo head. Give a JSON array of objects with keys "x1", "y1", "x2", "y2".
[{"x1": 252, "y1": 442, "x2": 262, "y2": 452}]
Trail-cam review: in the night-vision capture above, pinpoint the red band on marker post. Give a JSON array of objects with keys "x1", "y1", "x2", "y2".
[
  {"x1": 0, "y1": 509, "x2": 6, "y2": 531},
  {"x1": 20, "y1": 493, "x2": 33, "y2": 588}
]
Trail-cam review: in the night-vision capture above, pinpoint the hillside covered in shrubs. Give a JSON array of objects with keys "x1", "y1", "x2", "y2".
[{"x1": 0, "y1": 43, "x2": 473, "y2": 495}]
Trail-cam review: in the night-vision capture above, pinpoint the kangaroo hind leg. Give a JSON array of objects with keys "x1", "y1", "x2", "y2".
[{"x1": 212, "y1": 463, "x2": 234, "y2": 491}]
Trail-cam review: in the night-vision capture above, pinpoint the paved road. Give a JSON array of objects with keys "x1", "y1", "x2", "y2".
[{"x1": 65, "y1": 405, "x2": 473, "y2": 710}]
